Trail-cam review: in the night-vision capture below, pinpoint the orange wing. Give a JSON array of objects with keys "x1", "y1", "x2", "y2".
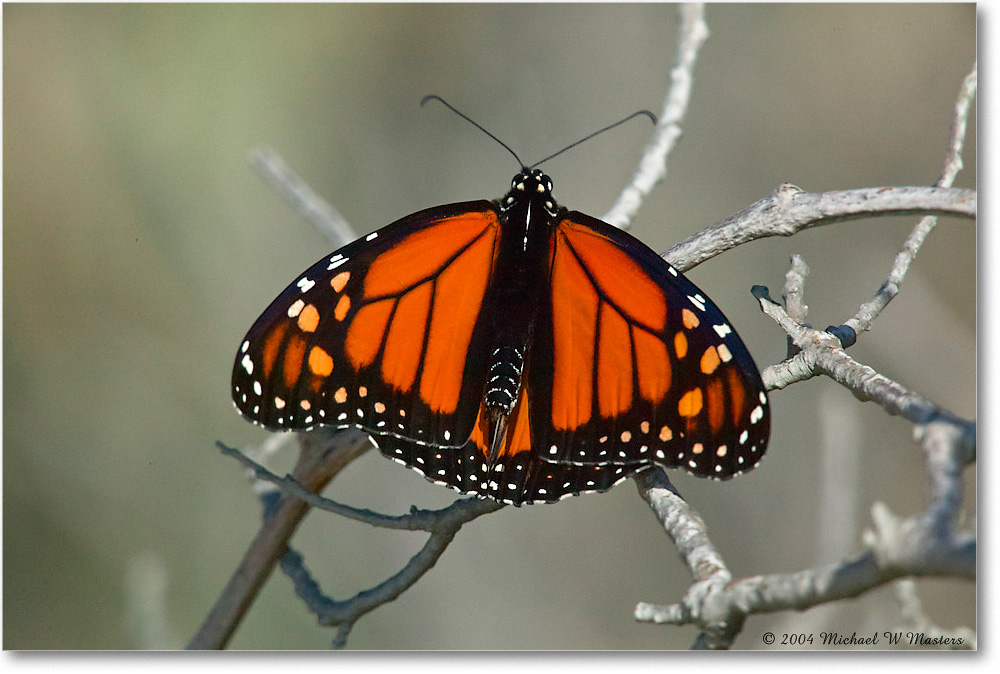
[
  {"x1": 527, "y1": 213, "x2": 770, "y2": 480},
  {"x1": 231, "y1": 201, "x2": 503, "y2": 447}
]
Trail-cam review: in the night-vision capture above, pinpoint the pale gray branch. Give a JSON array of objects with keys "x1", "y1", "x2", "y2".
[
  {"x1": 218, "y1": 440, "x2": 503, "y2": 530},
  {"x1": 845, "y1": 62, "x2": 976, "y2": 336},
  {"x1": 603, "y1": 3, "x2": 709, "y2": 229},
  {"x1": 279, "y1": 496, "x2": 498, "y2": 649},
  {"x1": 250, "y1": 146, "x2": 356, "y2": 247},
  {"x1": 665, "y1": 184, "x2": 975, "y2": 272},
  {"x1": 893, "y1": 579, "x2": 976, "y2": 649},
  {"x1": 635, "y1": 422, "x2": 974, "y2": 650}
]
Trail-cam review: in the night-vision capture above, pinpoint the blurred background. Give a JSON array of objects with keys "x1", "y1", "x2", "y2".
[{"x1": 3, "y1": 4, "x2": 975, "y2": 650}]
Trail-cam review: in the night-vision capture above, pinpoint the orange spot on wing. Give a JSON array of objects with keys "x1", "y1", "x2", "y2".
[
  {"x1": 700, "y1": 345, "x2": 721, "y2": 375},
  {"x1": 382, "y1": 281, "x2": 432, "y2": 393},
  {"x1": 550, "y1": 235, "x2": 598, "y2": 430},
  {"x1": 597, "y1": 306, "x2": 633, "y2": 418},
  {"x1": 557, "y1": 220, "x2": 667, "y2": 331},
  {"x1": 682, "y1": 308, "x2": 700, "y2": 329},
  {"x1": 674, "y1": 331, "x2": 688, "y2": 359},
  {"x1": 282, "y1": 334, "x2": 307, "y2": 389},
  {"x1": 297, "y1": 304, "x2": 320, "y2": 333},
  {"x1": 334, "y1": 387, "x2": 347, "y2": 403},
  {"x1": 331, "y1": 271, "x2": 351, "y2": 293},
  {"x1": 334, "y1": 295, "x2": 351, "y2": 321},
  {"x1": 362, "y1": 211, "x2": 499, "y2": 299},
  {"x1": 308, "y1": 346, "x2": 333, "y2": 376},
  {"x1": 419, "y1": 227, "x2": 498, "y2": 414},
  {"x1": 633, "y1": 326, "x2": 670, "y2": 404},
  {"x1": 678, "y1": 388, "x2": 703, "y2": 418},
  {"x1": 261, "y1": 322, "x2": 289, "y2": 379},
  {"x1": 345, "y1": 299, "x2": 394, "y2": 369},
  {"x1": 706, "y1": 377, "x2": 725, "y2": 433},
  {"x1": 659, "y1": 424, "x2": 673, "y2": 441}
]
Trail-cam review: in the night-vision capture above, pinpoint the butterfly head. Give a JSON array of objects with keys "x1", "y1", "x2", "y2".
[{"x1": 502, "y1": 168, "x2": 559, "y2": 215}]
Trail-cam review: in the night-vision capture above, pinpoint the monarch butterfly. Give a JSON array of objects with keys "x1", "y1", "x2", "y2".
[{"x1": 232, "y1": 117, "x2": 770, "y2": 506}]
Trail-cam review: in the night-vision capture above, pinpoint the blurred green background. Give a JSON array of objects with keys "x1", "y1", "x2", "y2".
[{"x1": 3, "y1": 4, "x2": 975, "y2": 650}]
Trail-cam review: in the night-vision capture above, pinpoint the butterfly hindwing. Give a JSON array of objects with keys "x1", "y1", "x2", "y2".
[
  {"x1": 528, "y1": 212, "x2": 770, "y2": 479},
  {"x1": 232, "y1": 201, "x2": 504, "y2": 447}
]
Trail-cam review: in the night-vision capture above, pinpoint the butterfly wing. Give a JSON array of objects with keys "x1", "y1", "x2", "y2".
[
  {"x1": 232, "y1": 201, "x2": 504, "y2": 447},
  {"x1": 527, "y1": 212, "x2": 770, "y2": 479}
]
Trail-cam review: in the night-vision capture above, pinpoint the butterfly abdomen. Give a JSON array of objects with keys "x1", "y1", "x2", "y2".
[{"x1": 485, "y1": 346, "x2": 524, "y2": 413}]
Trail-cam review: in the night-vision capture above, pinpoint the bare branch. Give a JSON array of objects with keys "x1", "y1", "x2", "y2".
[
  {"x1": 845, "y1": 63, "x2": 977, "y2": 335},
  {"x1": 603, "y1": 3, "x2": 709, "y2": 229},
  {"x1": 218, "y1": 440, "x2": 503, "y2": 530},
  {"x1": 665, "y1": 184, "x2": 975, "y2": 272},
  {"x1": 635, "y1": 421, "x2": 974, "y2": 650},
  {"x1": 781, "y1": 254, "x2": 810, "y2": 325},
  {"x1": 633, "y1": 468, "x2": 741, "y2": 649},
  {"x1": 279, "y1": 495, "x2": 499, "y2": 649},
  {"x1": 250, "y1": 146, "x2": 356, "y2": 247},
  {"x1": 756, "y1": 289, "x2": 972, "y2": 431},
  {"x1": 893, "y1": 579, "x2": 976, "y2": 650},
  {"x1": 188, "y1": 428, "x2": 371, "y2": 650},
  {"x1": 212, "y1": 439, "x2": 502, "y2": 648}
]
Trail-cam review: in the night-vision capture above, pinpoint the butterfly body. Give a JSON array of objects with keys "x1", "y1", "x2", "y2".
[{"x1": 233, "y1": 168, "x2": 770, "y2": 505}]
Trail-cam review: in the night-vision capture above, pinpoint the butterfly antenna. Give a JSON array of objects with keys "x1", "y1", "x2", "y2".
[
  {"x1": 529, "y1": 110, "x2": 658, "y2": 168},
  {"x1": 421, "y1": 95, "x2": 525, "y2": 168}
]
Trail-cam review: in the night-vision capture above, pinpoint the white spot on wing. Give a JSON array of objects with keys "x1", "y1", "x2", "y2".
[{"x1": 713, "y1": 323, "x2": 732, "y2": 339}]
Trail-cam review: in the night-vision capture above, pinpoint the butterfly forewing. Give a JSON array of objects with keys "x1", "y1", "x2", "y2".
[
  {"x1": 527, "y1": 212, "x2": 770, "y2": 479},
  {"x1": 232, "y1": 201, "x2": 503, "y2": 448}
]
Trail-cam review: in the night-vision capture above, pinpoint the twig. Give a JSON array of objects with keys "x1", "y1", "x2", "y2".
[
  {"x1": 664, "y1": 184, "x2": 975, "y2": 273},
  {"x1": 216, "y1": 440, "x2": 501, "y2": 647},
  {"x1": 250, "y1": 146, "x2": 356, "y2": 247},
  {"x1": 633, "y1": 468, "x2": 740, "y2": 649},
  {"x1": 845, "y1": 63, "x2": 977, "y2": 335},
  {"x1": 781, "y1": 254, "x2": 810, "y2": 325},
  {"x1": 755, "y1": 288, "x2": 971, "y2": 429},
  {"x1": 188, "y1": 428, "x2": 372, "y2": 650},
  {"x1": 636, "y1": 422, "x2": 974, "y2": 649},
  {"x1": 603, "y1": 3, "x2": 709, "y2": 229},
  {"x1": 218, "y1": 440, "x2": 504, "y2": 531},
  {"x1": 279, "y1": 495, "x2": 500, "y2": 648},
  {"x1": 892, "y1": 579, "x2": 976, "y2": 649}
]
